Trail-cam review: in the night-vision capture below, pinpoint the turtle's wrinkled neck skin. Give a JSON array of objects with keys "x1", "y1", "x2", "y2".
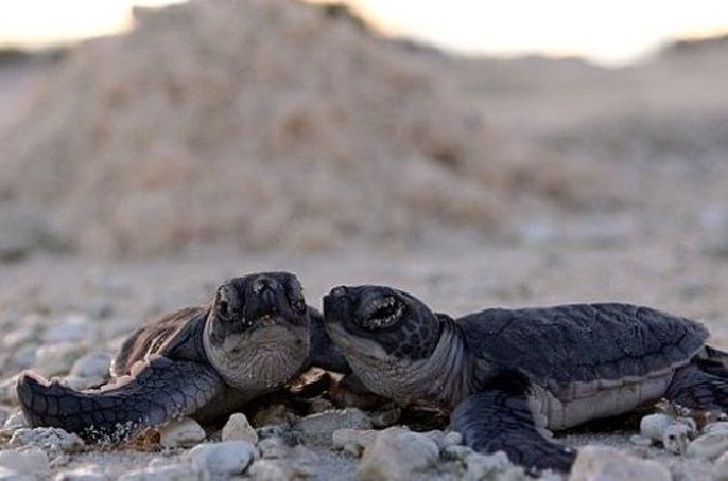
[
  {"x1": 203, "y1": 273, "x2": 310, "y2": 392},
  {"x1": 327, "y1": 317, "x2": 470, "y2": 409},
  {"x1": 323, "y1": 285, "x2": 472, "y2": 409}
]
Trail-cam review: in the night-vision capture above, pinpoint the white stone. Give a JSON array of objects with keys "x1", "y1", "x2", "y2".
[
  {"x1": 33, "y1": 342, "x2": 88, "y2": 377},
  {"x1": 54, "y1": 467, "x2": 107, "y2": 481},
  {"x1": 9, "y1": 427, "x2": 84, "y2": 452},
  {"x1": 247, "y1": 460, "x2": 292, "y2": 481},
  {"x1": 158, "y1": 418, "x2": 206, "y2": 448},
  {"x1": 629, "y1": 434, "x2": 654, "y2": 447},
  {"x1": 569, "y1": 446, "x2": 671, "y2": 481},
  {"x1": 0, "y1": 378, "x2": 18, "y2": 406},
  {"x1": 713, "y1": 451, "x2": 728, "y2": 481},
  {"x1": 423, "y1": 430, "x2": 464, "y2": 450},
  {"x1": 187, "y1": 441, "x2": 255, "y2": 476},
  {"x1": 248, "y1": 447, "x2": 317, "y2": 481},
  {"x1": 662, "y1": 423, "x2": 692, "y2": 455},
  {"x1": 3, "y1": 324, "x2": 39, "y2": 349},
  {"x1": 357, "y1": 427, "x2": 439, "y2": 481},
  {"x1": 61, "y1": 376, "x2": 106, "y2": 391},
  {"x1": 442, "y1": 444, "x2": 473, "y2": 461},
  {"x1": 0, "y1": 466, "x2": 34, "y2": 481},
  {"x1": 332, "y1": 429, "x2": 378, "y2": 457},
  {"x1": 296, "y1": 408, "x2": 372, "y2": 445},
  {"x1": 43, "y1": 315, "x2": 94, "y2": 343},
  {"x1": 705, "y1": 423, "x2": 728, "y2": 435},
  {"x1": 69, "y1": 352, "x2": 111, "y2": 379},
  {"x1": 258, "y1": 437, "x2": 291, "y2": 459},
  {"x1": 12, "y1": 345, "x2": 37, "y2": 371},
  {"x1": 1, "y1": 412, "x2": 28, "y2": 436},
  {"x1": 688, "y1": 431, "x2": 728, "y2": 460},
  {"x1": 640, "y1": 413, "x2": 676, "y2": 442},
  {"x1": 118, "y1": 464, "x2": 195, "y2": 481},
  {"x1": 222, "y1": 413, "x2": 258, "y2": 444},
  {"x1": 463, "y1": 451, "x2": 524, "y2": 481},
  {"x1": 0, "y1": 447, "x2": 51, "y2": 478}
]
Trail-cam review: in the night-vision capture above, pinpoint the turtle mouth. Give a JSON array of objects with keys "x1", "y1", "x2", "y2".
[
  {"x1": 360, "y1": 296, "x2": 404, "y2": 330},
  {"x1": 252, "y1": 311, "x2": 285, "y2": 327}
]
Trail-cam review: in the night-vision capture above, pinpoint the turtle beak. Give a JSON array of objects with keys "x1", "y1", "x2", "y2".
[{"x1": 246, "y1": 277, "x2": 284, "y2": 323}]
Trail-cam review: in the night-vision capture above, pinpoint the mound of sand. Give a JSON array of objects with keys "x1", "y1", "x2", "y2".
[{"x1": 0, "y1": 0, "x2": 509, "y2": 256}]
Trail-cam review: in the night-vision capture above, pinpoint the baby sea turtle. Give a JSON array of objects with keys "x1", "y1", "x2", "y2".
[
  {"x1": 323, "y1": 285, "x2": 728, "y2": 472},
  {"x1": 17, "y1": 272, "x2": 346, "y2": 441}
]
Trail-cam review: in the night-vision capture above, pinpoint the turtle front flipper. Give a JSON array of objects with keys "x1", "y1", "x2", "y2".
[
  {"x1": 451, "y1": 375, "x2": 575, "y2": 473},
  {"x1": 17, "y1": 355, "x2": 223, "y2": 442}
]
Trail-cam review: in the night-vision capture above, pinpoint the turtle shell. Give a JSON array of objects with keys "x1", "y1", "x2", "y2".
[{"x1": 461, "y1": 303, "x2": 709, "y2": 391}]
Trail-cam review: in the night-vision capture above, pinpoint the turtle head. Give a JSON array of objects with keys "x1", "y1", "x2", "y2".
[
  {"x1": 204, "y1": 272, "x2": 310, "y2": 390},
  {"x1": 323, "y1": 285, "x2": 441, "y2": 360},
  {"x1": 323, "y1": 284, "x2": 455, "y2": 402}
]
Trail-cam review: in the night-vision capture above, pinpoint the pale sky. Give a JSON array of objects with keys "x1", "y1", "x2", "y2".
[{"x1": 1, "y1": 0, "x2": 728, "y2": 65}]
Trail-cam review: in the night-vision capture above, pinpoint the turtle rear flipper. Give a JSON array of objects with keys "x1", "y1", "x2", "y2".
[
  {"x1": 666, "y1": 365, "x2": 728, "y2": 410},
  {"x1": 17, "y1": 355, "x2": 223, "y2": 442},
  {"x1": 451, "y1": 374, "x2": 575, "y2": 473}
]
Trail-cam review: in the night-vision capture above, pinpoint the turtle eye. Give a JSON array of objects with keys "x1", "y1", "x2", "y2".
[
  {"x1": 286, "y1": 281, "x2": 307, "y2": 314},
  {"x1": 218, "y1": 299, "x2": 231, "y2": 320},
  {"x1": 216, "y1": 285, "x2": 241, "y2": 321}
]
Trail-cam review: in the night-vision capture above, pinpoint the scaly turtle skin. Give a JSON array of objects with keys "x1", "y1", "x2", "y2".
[
  {"x1": 323, "y1": 285, "x2": 728, "y2": 472},
  {"x1": 16, "y1": 272, "x2": 346, "y2": 441}
]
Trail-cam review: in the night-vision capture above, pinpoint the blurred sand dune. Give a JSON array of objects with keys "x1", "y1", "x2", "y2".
[{"x1": 0, "y1": 0, "x2": 726, "y2": 260}]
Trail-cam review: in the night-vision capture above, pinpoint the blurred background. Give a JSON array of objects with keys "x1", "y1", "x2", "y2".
[
  {"x1": 1, "y1": 2, "x2": 728, "y2": 476},
  {"x1": 1, "y1": 0, "x2": 728, "y2": 337}
]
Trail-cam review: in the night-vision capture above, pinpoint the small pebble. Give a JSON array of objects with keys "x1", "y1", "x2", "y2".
[
  {"x1": 33, "y1": 342, "x2": 88, "y2": 377},
  {"x1": 331, "y1": 428, "x2": 378, "y2": 457},
  {"x1": 54, "y1": 467, "x2": 107, "y2": 481},
  {"x1": 442, "y1": 444, "x2": 473, "y2": 461},
  {"x1": 222, "y1": 413, "x2": 258, "y2": 444},
  {"x1": 423, "y1": 430, "x2": 464, "y2": 450},
  {"x1": 714, "y1": 450, "x2": 728, "y2": 481},
  {"x1": 357, "y1": 427, "x2": 439, "y2": 481},
  {"x1": 463, "y1": 451, "x2": 524, "y2": 481},
  {"x1": 258, "y1": 437, "x2": 291, "y2": 459},
  {"x1": 688, "y1": 431, "x2": 728, "y2": 460},
  {"x1": 662, "y1": 423, "x2": 692, "y2": 455},
  {"x1": 0, "y1": 466, "x2": 34, "y2": 481},
  {"x1": 570, "y1": 445, "x2": 671, "y2": 481},
  {"x1": 158, "y1": 418, "x2": 206, "y2": 448},
  {"x1": 295, "y1": 408, "x2": 372, "y2": 446},
  {"x1": 705, "y1": 422, "x2": 728, "y2": 435},
  {"x1": 2, "y1": 411, "x2": 28, "y2": 435},
  {"x1": 9, "y1": 427, "x2": 84, "y2": 452},
  {"x1": 187, "y1": 441, "x2": 255, "y2": 476},
  {"x1": 118, "y1": 464, "x2": 193, "y2": 481},
  {"x1": 640, "y1": 413, "x2": 676, "y2": 442},
  {"x1": 0, "y1": 447, "x2": 51, "y2": 478},
  {"x1": 69, "y1": 352, "x2": 111, "y2": 379},
  {"x1": 0, "y1": 376, "x2": 19, "y2": 405},
  {"x1": 43, "y1": 315, "x2": 93, "y2": 343}
]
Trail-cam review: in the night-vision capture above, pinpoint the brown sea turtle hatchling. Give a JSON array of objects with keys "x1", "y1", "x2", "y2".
[
  {"x1": 16, "y1": 271, "x2": 348, "y2": 441},
  {"x1": 323, "y1": 284, "x2": 728, "y2": 472}
]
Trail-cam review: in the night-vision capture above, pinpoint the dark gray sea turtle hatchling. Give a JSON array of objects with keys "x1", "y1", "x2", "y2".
[
  {"x1": 323, "y1": 284, "x2": 728, "y2": 472},
  {"x1": 16, "y1": 271, "x2": 348, "y2": 441}
]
